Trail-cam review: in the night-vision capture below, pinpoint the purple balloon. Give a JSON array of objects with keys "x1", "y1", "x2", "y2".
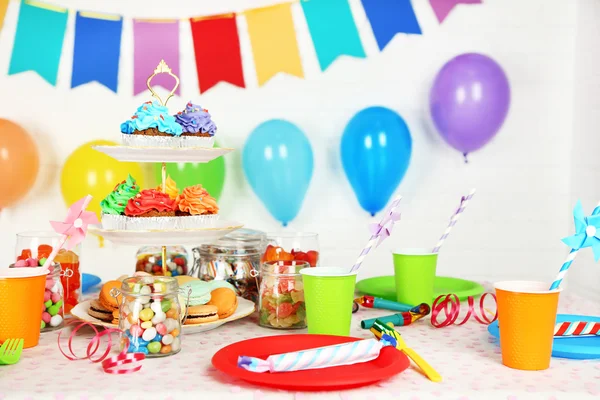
[{"x1": 430, "y1": 53, "x2": 510, "y2": 155}]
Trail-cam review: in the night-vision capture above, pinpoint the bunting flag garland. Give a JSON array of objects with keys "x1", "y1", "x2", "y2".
[
  {"x1": 429, "y1": 0, "x2": 482, "y2": 24},
  {"x1": 301, "y1": 0, "x2": 365, "y2": 71},
  {"x1": 245, "y1": 3, "x2": 304, "y2": 86},
  {"x1": 71, "y1": 12, "x2": 123, "y2": 92},
  {"x1": 361, "y1": 0, "x2": 422, "y2": 51},
  {"x1": 190, "y1": 14, "x2": 245, "y2": 93},
  {"x1": 0, "y1": 0, "x2": 9, "y2": 30},
  {"x1": 2, "y1": 0, "x2": 481, "y2": 92},
  {"x1": 133, "y1": 19, "x2": 180, "y2": 95},
  {"x1": 8, "y1": 0, "x2": 67, "y2": 85}
]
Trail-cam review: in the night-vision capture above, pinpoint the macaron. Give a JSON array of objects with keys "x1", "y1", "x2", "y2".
[
  {"x1": 99, "y1": 280, "x2": 122, "y2": 312},
  {"x1": 87, "y1": 299, "x2": 114, "y2": 322},
  {"x1": 179, "y1": 280, "x2": 236, "y2": 306},
  {"x1": 175, "y1": 275, "x2": 199, "y2": 286},
  {"x1": 207, "y1": 287, "x2": 238, "y2": 319},
  {"x1": 184, "y1": 305, "x2": 219, "y2": 325}
]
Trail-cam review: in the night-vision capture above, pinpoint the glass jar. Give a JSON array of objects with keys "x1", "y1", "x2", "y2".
[
  {"x1": 262, "y1": 232, "x2": 320, "y2": 267},
  {"x1": 192, "y1": 228, "x2": 266, "y2": 303},
  {"x1": 15, "y1": 231, "x2": 81, "y2": 314},
  {"x1": 135, "y1": 246, "x2": 189, "y2": 276},
  {"x1": 258, "y1": 260, "x2": 308, "y2": 329},
  {"x1": 118, "y1": 276, "x2": 182, "y2": 357}
]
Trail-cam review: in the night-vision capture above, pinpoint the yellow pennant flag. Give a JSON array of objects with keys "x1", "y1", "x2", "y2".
[
  {"x1": 0, "y1": 0, "x2": 9, "y2": 29},
  {"x1": 245, "y1": 3, "x2": 304, "y2": 86}
]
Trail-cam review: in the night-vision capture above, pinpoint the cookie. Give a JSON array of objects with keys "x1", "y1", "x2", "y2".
[
  {"x1": 111, "y1": 309, "x2": 120, "y2": 325},
  {"x1": 87, "y1": 299, "x2": 114, "y2": 322},
  {"x1": 207, "y1": 287, "x2": 238, "y2": 319},
  {"x1": 184, "y1": 305, "x2": 219, "y2": 325},
  {"x1": 99, "y1": 280, "x2": 122, "y2": 312}
]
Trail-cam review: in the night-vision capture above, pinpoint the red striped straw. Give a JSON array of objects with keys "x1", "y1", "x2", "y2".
[
  {"x1": 432, "y1": 189, "x2": 476, "y2": 253},
  {"x1": 554, "y1": 321, "x2": 600, "y2": 336}
]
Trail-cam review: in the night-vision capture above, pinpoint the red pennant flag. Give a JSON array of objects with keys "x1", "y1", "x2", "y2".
[{"x1": 190, "y1": 14, "x2": 245, "y2": 92}]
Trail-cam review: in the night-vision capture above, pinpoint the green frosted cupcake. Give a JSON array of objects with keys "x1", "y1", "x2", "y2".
[{"x1": 101, "y1": 175, "x2": 140, "y2": 229}]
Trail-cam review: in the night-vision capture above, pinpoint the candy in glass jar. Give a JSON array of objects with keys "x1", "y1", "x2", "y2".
[
  {"x1": 15, "y1": 231, "x2": 81, "y2": 314},
  {"x1": 259, "y1": 260, "x2": 308, "y2": 329},
  {"x1": 118, "y1": 276, "x2": 182, "y2": 357},
  {"x1": 262, "y1": 232, "x2": 319, "y2": 267},
  {"x1": 136, "y1": 246, "x2": 188, "y2": 276}
]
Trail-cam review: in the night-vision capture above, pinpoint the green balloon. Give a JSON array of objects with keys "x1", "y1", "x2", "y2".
[{"x1": 153, "y1": 141, "x2": 226, "y2": 200}]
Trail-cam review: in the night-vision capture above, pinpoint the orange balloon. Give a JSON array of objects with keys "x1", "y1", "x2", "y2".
[{"x1": 0, "y1": 119, "x2": 39, "y2": 209}]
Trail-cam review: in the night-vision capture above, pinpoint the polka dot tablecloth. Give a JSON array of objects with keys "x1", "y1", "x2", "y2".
[{"x1": 0, "y1": 285, "x2": 599, "y2": 400}]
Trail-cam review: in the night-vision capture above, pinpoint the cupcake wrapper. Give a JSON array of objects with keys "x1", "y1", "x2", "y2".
[
  {"x1": 121, "y1": 134, "x2": 215, "y2": 148},
  {"x1": 101, "y1": 214, "x2": 219, "y2": 231}
]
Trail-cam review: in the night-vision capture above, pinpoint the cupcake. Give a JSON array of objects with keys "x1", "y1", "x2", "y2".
[
  {"x1": 172, "y1": 101, "x2": 217, "y2": 148},
  {"x1": 100, "y1": 175, "x2": 140, "y2": 230},
  {"x1": 175, "y1": 185, "x2": 220, "y2": 228},
  {"x1": 120, "y1": 101, "x2": 184, "y2": 148},
  {"x1": 156, "y1": 175, "x2": 179, "y2": 200},
  {"x1": 123, "y1": 189, "x2": 178, "y2": 230}
]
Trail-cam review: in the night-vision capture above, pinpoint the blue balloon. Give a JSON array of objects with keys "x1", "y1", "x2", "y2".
[
  {"x1": 243, "y1": 120, "x2": 314, "y2": 225},
  {"x1": 341, "y1": 107, "x2": 412, "y2": 215}
]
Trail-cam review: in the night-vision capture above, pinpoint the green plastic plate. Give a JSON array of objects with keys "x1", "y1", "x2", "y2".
[{"x1": 355, "y1": 276, "x2": 485, "y2": 302}]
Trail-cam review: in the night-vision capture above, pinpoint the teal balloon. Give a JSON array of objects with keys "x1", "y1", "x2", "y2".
[
  {"x1": 243, "y1": 120, "x2": 313, "y2": 226},
  {"x1": 341, "y1": 107, "x2": 412, "y2": 215},
  {"x1": 152, "y1": 142, "x2": 225, "y2": 200}
]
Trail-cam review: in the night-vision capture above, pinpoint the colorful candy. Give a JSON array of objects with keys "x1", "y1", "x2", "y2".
[
  {"x1": 262, "y1": 245, "x2": 319, "y2": 267},
  {"x1": 135, "y1": 248, "x2": 188, "y2": 277},
  {"x1": 259, "y1": 263, "x2": 306, "y2": 329}
]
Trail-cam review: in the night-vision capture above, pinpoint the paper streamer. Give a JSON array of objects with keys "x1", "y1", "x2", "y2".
[
  {"x1": 71, "y1": 12, "x2": 123, "y2": 92},
  {"x1": 58, "y1": 320, "x2": 144, "y2": 374},
  {"x1": 360, "y1": 0, "x2": 421, "y2": 51},
  {"x1": 0, "y1": 0, "x2": 9, "y2": 29},
  {"x1": 8, "y1": 0, "x2": 68, "y2": 85},
  {"x1": 245, "y1": 3, "x2": 304, "y2": 86},
  {"x1": 301, "y1": 0, "x2": 365, "y2": 71},
  {"x1": 133, "y1": 19, "x2": 180, "y2": 95},
  {"x1": 190, "y1": 14, "x2": 245, "y2": 92},
  {"x1": 431, "y1": 293, "x2": 497, "y2": 328},
  {"x1": 429, "y1": 0, "x2": 482, "y2": 24}
]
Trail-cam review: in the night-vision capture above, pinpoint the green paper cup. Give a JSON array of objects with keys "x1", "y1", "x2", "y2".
[
  {"x1": 300, "y1": 267, "x2": 357, "y2": 336},
  {"x1": 393, "y1": 248, "x2": 438, "y2": 306}
]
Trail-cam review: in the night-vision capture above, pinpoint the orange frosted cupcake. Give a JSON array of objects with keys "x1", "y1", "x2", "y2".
[{"x1": 175, "y1": 185, "x2": 220, "y2": 228}]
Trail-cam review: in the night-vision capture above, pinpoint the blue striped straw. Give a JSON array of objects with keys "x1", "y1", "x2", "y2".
[{"x1": 432, "y1": 189, "x2": 476, "y2": 253}]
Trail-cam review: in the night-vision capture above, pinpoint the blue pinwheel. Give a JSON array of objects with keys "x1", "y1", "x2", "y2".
[{"x1": 550, "y1": 200, "x2": 600, "y2": 290}]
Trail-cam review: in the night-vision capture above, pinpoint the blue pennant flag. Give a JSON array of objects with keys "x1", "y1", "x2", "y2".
[
  {"x1": 361, "y1": 0, "x2": 422, "y2": 51},
  {"x1": 8, "y1": 0, "x2": 68, "y2": 85},
  {"x1": 301, "y1": 0, "x2": 365, "y2": 71},
  {"x1": 71, "y1": 12, "x2": 123, "y2": 92}
]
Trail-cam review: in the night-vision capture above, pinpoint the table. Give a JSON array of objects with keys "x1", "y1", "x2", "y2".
[{"x1": 1, "y1": 285, "x2": 599, "y2": 400}]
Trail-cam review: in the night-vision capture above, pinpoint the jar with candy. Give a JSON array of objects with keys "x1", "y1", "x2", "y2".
[
  {"x1": 118, "y1": 276, "x2": 182, "y2": 357},
  {"x1": 262, "y1": 232, "x2": 319, "y2": 268},
  {"x1": 9, "y1": 260, "x2": 67, "y2": 331},
  {"x1": 15, "y1": 231, "x2": 81, "y2": 314},
  {"x1": 258, "y1": 260, "x2": 308, "y2": 329},
  {"x1": 135, "y1": 246, "x2": 188, "y2": 276},
  {"x1": 192, "y1": 228, "x2": 266, "y2": 303}
]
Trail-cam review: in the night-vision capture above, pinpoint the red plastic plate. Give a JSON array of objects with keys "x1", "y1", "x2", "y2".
[{"x1": 211, "y1": 334, "x2": 410, "y2": 391}]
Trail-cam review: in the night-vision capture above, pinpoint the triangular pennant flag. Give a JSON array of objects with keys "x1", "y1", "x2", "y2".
[
  {"x1": 361, "y1": 0, "x2": 421, "y2": 51},
  {"x1": 0, "y1": 0, "x2": 9, "y2": 30},
  {"x1": 429, "y1": 0, "x2": 482, "y2": 24}
]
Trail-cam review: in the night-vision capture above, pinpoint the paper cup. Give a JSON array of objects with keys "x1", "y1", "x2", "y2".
[
  {"x1": 393, "y1": 249, "x2": 438, "y2": 306},
  {"x1": 495, "y1": 281, "x2": 561, "y2": 371},
  {"x1": 0, "y1": 268, "x2": 48, "y2": 348},
  {"x1": 300, "y1": 267, "x2": 357, "y2": 336}
]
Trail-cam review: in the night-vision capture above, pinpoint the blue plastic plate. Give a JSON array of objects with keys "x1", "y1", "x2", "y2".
[
  {"x1": 488, "y1": 314, "x2": 600, "y2": 359},
  {"x1": 82, "y1": 273, "x2": 101, "y2": 294}
]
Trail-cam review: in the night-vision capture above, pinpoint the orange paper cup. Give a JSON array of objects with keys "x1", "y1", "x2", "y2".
[
  {"x1": 494, "y1": 281, "x2": 561, "y2": 371},
  {"x1": 0, "y1": 268, "x2": 48, "y2": 348}
]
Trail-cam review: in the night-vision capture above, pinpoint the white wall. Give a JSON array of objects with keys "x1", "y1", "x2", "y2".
[
  {"x1": 569, "y1": 0, "x2": 600, "y2": 301},
  {"x1": 0, "y1": 0, "x2": 581, "y2": 289}
]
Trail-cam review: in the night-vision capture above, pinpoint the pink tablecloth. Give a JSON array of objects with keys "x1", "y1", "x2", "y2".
[{"x1": 1, "y1": 287, "x2": 599, "y2": 400}]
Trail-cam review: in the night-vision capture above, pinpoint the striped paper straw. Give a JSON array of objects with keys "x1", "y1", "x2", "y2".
[
  {"x1": 549, "y1": 200, "x2": 600, "y2": 290},
  {"x1": 350, "y1": 195, "x2": 402, "y2": 273},
  {"x1": 432, "y1": 189, "x2": 476, "y2": 254},
  {"x1": 555, "y1": 321, "x2": 600, "y2": 336}
]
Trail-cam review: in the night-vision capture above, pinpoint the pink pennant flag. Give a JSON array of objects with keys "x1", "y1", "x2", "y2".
[
  {"x1": 429, "y1": 0, "x2": 482, "y2": 24},
  {"x1": 133, "y1": 19, "x2": 181, "y2": 95}
]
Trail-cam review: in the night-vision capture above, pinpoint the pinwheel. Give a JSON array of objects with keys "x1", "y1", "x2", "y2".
[
  {"x1": 550, "y1": 200, "x2": 600, "y2": 290},
  {"x1": 42, "y1": 195, "x2": 99, "y2": 271}
]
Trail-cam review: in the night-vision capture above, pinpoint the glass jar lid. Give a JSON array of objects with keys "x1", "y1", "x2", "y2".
[
  {"x1": 121, "y1": 276, "x2": 178, "y2": 295},
  {"x1": 196, "y1": 228, "x2": 266, "y2": 256}
]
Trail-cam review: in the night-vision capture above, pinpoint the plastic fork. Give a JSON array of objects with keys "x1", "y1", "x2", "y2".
[{"x1": 0, "y1": 339, "x2": 24, "y2": 365}]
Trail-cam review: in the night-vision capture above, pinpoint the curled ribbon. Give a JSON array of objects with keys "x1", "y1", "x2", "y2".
[
  {"x1": 369, "y1": 211, "x2": 401, "y2": 247},
  {"x1": 431, "y1": 293, "x2": 497, "y2": 328},
  {"x1": 58, "y1": 320, "x2": 144, "y2": 374}
]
